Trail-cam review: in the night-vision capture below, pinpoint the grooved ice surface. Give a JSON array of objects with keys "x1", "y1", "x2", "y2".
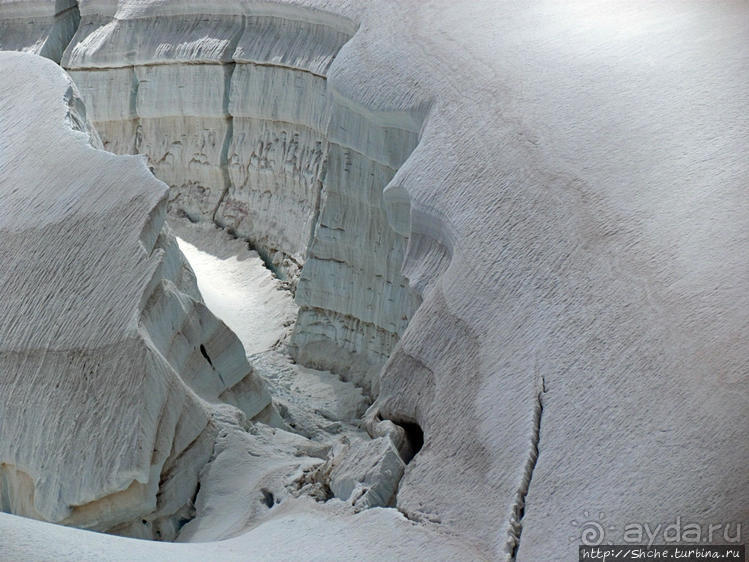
[
  {"x1": 0, "y1": 51, "x2": 272, "y2": 537},
  {"x1": 1, "y1": 1, "x2": 749, "y2": 560}
]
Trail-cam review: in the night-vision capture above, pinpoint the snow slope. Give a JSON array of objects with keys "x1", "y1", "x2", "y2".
[
  {"x1": 172, "y1": 221, "x2": 296, "y2": 356},
  {"x1": 0, "y1": 503, "x2": 482, "y2": 562},
  {"x1": 1, "y1": 1, "x2": 749, "y2": 560}
]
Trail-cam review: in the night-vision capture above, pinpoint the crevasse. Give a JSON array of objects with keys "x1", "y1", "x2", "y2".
[{"x1": 59, "y1": 1, "x2": 426, "y2": 396}]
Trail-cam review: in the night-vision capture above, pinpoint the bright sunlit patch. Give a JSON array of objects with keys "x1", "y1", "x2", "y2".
[{"x1": 175, "y1": 226, "x2": 296, "y2": 357}]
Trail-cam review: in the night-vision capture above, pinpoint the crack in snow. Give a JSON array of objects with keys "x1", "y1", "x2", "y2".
[{"x1": 506, "y1": 376, "x2": 546, "y2": 561}]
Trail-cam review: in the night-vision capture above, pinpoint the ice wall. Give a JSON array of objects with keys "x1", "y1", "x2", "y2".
[
  {"x1": 60, "y1": 1, "x2": 422, "y2": 392},
  {"x1": 0, "y1": 0, "x2": 80, "y2": 62},
  {"x1": 3, "y1": 1, "x2": 747, "y2": 560},
  {"x1": 0, "y1": 51, "x2": 273, "y2": 540}
]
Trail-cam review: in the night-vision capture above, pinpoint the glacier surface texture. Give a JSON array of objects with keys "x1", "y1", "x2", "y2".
[{"x1": 1, "y1": 1, "x2": 748, "y2": 560}]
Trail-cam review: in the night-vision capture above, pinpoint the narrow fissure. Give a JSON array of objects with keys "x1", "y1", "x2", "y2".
[
  {"x1": 211, "y1": 15, "x2": 245, "y2": 226},
  {"x1": 199, "y1": 344, "x2": 213, "y2": 367},
  {"x1": 506, "y1": 377, "x2": 546, "y2": 560}
]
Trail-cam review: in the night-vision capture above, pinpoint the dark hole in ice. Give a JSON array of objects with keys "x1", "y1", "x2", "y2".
[
  {"x1": 261, "y1": 488, "x2": 274, "y2": 508},
  {"x1": 199, "y1": 344, "x2": 213, "y2": 367},
  {"x1": 398, "y1": 421, "x2": 424, "y2": 465}
]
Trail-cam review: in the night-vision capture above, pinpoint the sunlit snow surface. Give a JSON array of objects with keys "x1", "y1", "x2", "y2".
[{"x1": 172, "y1": 220, "x2": 296, "y2": 356}]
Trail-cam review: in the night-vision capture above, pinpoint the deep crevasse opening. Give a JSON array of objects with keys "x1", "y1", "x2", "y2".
[
  {"x1": 0, "y1": 1, "x2": 439, "y2": 543},
  {"x1": 61, "y1": 4, "x2": 425, "y2": 397},
  {"x1": 83, "y1": 1, "x2": 433, "y2": 537},
  {"x1": 171, "y1": 219, "x2": 370, "y2": 444}
]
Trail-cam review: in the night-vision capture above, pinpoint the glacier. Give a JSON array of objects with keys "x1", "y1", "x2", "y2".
[
  {"x1": 1, "y1": 0, "x2": 748, "y2": 560},
  {"x1": 60, "y1": 0, "x2": 423, "y2": 396},
  {"x1": 0, "y1": 50, "x2": 276, "y2": 540}
]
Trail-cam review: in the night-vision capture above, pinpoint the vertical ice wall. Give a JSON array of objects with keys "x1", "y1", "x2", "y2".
[
  {"x1": 0, "y1": 51, "x2": 274, "y2": 540},
  {"x1": 64, "y1": 5, "x2": 244, "y2": 217},
  {"x1": 217, "y1": 15, "x2": 349, "y2": 276},
  {"x1": 58, "y1": 1, "x2": 424, "y2": 393},
  {"x1": 0, "y1": 0, "x2": 80, "y2": 62},
  {"x1": 291, "y1": 101, "x2": 423, "y2": 391}
]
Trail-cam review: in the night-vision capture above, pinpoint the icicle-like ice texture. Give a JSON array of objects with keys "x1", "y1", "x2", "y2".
[{"x1": 0, "y1": 51, "x2": 273, "y2": 540}]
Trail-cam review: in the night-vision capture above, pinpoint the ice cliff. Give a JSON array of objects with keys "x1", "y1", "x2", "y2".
[
  {"x1": 58, "y1": 0, "x2": 423, "y2": 395},
  {"x1": 0, "y1": 51, "x2": 274, "y2": 540},
  {"x1": 1, "y1": 1, "x2": 749, "y2": 561},
  {"x1": 0, "y1": 0, "x2": 80, "y2": 61}
]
